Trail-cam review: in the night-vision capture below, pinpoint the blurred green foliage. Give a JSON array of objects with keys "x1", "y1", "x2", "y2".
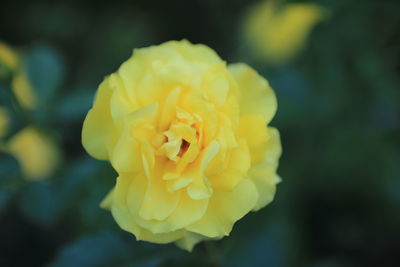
[{"x1": 1, "y1": 0, "x2": 400, "y2": 266}]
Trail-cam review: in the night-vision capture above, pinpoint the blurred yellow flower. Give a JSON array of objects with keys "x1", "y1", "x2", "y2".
[
  {"x1": 0, "y1": 43, "x2": 59, "y2": 180},
  {"x1": 82, "y1": 40, "x2": 281, "y2": 251},
  {"x1": 0, "y1": 106, "x2": 9, "y2": 139},
  {"x1": 8, "y1": 127, "x2": 60, "y2": 180},
  {"x1": 0, "y1": 41, "x2": 37, "y2": 109},
  {"x1": 244, "y1": 0, "x2": 326, "y2": 64},
  {"x1": 12, "y1": 71, "x2": 37, "y2": 110},
  {"x1": 0, "y1": 42, "x2": 19, "y2": 73}
]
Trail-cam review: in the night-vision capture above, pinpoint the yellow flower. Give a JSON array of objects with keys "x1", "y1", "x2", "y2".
[
  {"x1": 0, "y1": 106, "x2": 9, "y2": 139},
  {"x1": 244, "y1": 0, "x2": 326, "y2": 64},
  {"x1": 0, "y1": 42, "x2": 37, "y2": 109},
  {"x1": 12, "y1": 70, "x2": 37, "y2": 110},
  {"x1": 7, "y1": 127, "x2": 60, "y2": 180},
  {"x1": 82, "y1": 40, "x2": 281, "y2": 250},
  {"x1": 0, "y1": 43, "x2": 59, "y2": 180},
  {"x1": 0, "y1": 42, "x2": 19, "y2": 74}
]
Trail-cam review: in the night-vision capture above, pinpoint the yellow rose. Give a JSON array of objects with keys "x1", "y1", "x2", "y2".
[
  {"x1": 82, "y1": 40, "x2": 281, "y2": 250},
  {"x1": 8, "y1": 127, "x2": 60, "y2": 180},
  {"x1": 244, "y1": 0, "x2": 326, "y2": 64}
]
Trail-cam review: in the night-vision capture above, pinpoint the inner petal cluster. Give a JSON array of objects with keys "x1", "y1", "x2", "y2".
[
  {"x1": 157, "y1": 108, "x2": 201, "y2": 162},
  {"x1": 153, "y1": 107, "x2": 206, "y2": 192}
]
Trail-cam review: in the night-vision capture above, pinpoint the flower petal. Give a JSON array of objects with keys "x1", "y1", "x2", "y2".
[
  {"x1": 100, "y1": 188, "x2": 114, "y2": 210},
  {"x1": 159, "y1": 87, "x2": 181, "y2": 131},
  {"x1": 250, "y1": 127, "x2": 282, "y2": 210},
  {"x1": 109, "y1": 74, "x2": 136, "y2": 129},
  {"x1": 137, "y1": 228, "x2": 185, "y2": 244},
  {"x1": 238, "y1": 114, "x2": 270, "y2": 164},
  {"x1": 113, "y1": 174, "x2": 185, "y2": 242},
  {"x1": 111, "y1": 128, "x2": 142, "y2": 173},
  {"x1": 139, "y1": 163, "x2": 181, "y2": 221},
  {"x1": 167, "y1": 192, "x2": 208, "y2": 230},
  {"x1": 175, "y1": 232, "x2": 209, "y2": 252},
  {"x1": 111, "y1": 175, "x2": 143, "y2": 238},
  {"x1": 82, "y1": 77, "x2": 114, "y2": 160},
  {"x1": 164, "y1": 40, "x2": 222, "y2": 63},
  {"x1": 127, "y1": 173, "x2": 207, "y2": 233},
  {"x1": 228, "y1": 63, "x2": 277, "y2": 124},
  {"x1": 209, "y1": 138, "x2": 250, "y2": 191},
  {"x1": 186, "y1": 178, "x2": 258, "y2": 238},
  {"x1": 186, "y1": 141, "x2": 219, "y2": 200}
]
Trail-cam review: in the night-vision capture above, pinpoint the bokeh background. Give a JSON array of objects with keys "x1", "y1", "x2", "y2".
[{"x1": 1, "y1": 0, "x2": 400, "y2": 266}]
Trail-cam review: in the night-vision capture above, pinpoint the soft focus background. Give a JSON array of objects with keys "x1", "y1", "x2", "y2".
[{"x1": 1, "y1": 0, "x2": 399, "y2": 266}]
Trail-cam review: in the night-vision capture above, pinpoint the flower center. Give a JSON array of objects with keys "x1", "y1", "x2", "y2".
[
  {"x1": 155, "y1": 107, "x2": 202, "y2": 168},
  {"x1": 178, "y1": 139, "x2": 190, "y2": 157}
]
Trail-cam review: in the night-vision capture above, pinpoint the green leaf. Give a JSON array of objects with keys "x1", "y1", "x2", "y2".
[
  {"x1": 223, "y1": 221, "x2": 289, "y2": 267},
  {"x1": 0, "y1": 187, "x2": 12, "y2": 213},
  {"x1": 49, "y1": 232, "x2": 133, "y2": 267},
  {"x1": 0, "y1": 152, "x2": 20, "y2": 182},
  {"x1": 55, "y1": 157, "x2": 105, "y2": 211},
  {"x1": 23, "y1": 45, "x2": 64, "y2": 108},
  {"x1": 0, "y1": 153, "x2": 20, "y2": 214},
  {"x1": 19, "y1": 181, "x2": 60, "y2": 225},
  {"x1": 55, "y1": 87, "x2": 95, "y2": 122},
  {"x1": 18, "y1": 157, "x2": 104, "y2": 226}
]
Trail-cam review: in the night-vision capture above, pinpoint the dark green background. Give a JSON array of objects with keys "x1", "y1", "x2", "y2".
[{"x1": 1, "y1": 0, "x2": 399, "y2": 266}]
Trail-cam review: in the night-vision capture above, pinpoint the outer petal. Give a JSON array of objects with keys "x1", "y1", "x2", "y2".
[
  {"x1": 111, "y1": 128, "x2": 142, "y2": 173},
  {"x1": 175, "y1": 232, "x2": 205, "y2": 252},
  {"x1": 100, "y1": 188, "x2": 114, "y2": 210},
  {"x1": 82, "y1": 77, "x2": 114, "y2": 160},
  {"x1": 125, "y1": 171, "x2": 178, "y2": 233},
  {"x1": 109, "y1": 74, "x2": 137, "y2": 129},
  {"x1": 139, "y1": 163, "x2": 181, "y2": 221},
  {"x1": 137, "y1": 228, "x2": 185, "y2": 244},
  {"x1": 175, "y1": 232, "x2": 219, "y2": 252},
  {"x1": 166, "y1": 193, "x2": 209, "y2": 231},
  {"x1": 111, "y1": 174, "x2": 143, "y2": 237},
  {"x1": 209, "y1": 138, "x2": 250, "y2": 191},
  {"x1": 110, "y1": 104, "x2": 158, "y2": 173},
  {"x1": 201, "y1": 64, "x2": 230, "y2": 107},
  {"x1": 228, "y1": 63, "x2": 277, "y2": 124},
  {"x1": 263, "y1": 127, "x2": 282, "y2": 165},
  {"x1": 186, "y1": 178, "x2": 258, "y2": 238},
  {"x1": 164, "y1": 40, "x2": 223, "y2": 64},
  {"x1": 122, "y1": 169, "x2": 208, "y2": 233},
  {"x1": 238, "y1": 114, "x2": 270, "y2": 164},
  {"x1": 112, "y1": 174, "x2": 185, "y2": 243},
  {"x1": 136, "y1": 193, "x2": 209, "y2": 234},
  {"x1": 250, "y1": 127, "x2": 282, "y2": 210}
]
